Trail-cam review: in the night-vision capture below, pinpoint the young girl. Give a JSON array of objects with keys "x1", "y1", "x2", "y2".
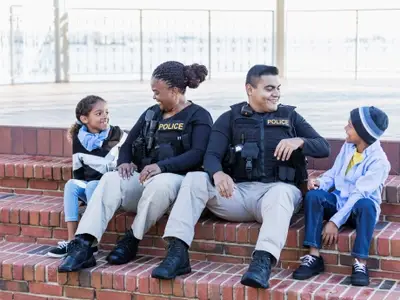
[{"x1": 47, "y1": 95, "x2": 127, "y2": 258}]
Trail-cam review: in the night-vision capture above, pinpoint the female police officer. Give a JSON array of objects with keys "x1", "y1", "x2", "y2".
[{"x1": 58, "y1": 61, "x2": 213, "y2": 272}]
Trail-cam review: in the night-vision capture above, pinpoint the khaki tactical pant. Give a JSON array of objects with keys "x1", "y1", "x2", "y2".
[
  {"x1": 163, "y1": 171, "x2": 302, "y2": 261},
  {"x1": 75, "y1": 171, "x2": 184, "y2": 244}
]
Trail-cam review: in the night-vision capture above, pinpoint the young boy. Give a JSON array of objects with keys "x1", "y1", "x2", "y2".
[{"x1": 292, "y1": 106, "x2": 390, "y2": 286}]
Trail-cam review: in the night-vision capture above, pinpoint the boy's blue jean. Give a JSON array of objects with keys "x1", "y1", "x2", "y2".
[
  {"x1": 64, "y1": 179, "x2": 99, "y2": 222},
  {"x1": 303, "y1": 189, "x2": 377, "y2": 259}
]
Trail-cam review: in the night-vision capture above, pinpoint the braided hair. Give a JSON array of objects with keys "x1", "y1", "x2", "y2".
[
  {"x1": 67, "y1": 95, "x2": 106, "y2": 142},
  {"x1": 152, "y1": 61, "x2": 208, "y2": 93}
]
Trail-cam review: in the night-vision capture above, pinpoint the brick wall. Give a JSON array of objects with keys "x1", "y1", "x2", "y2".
[{"x1": 1, "y1": 125, "x2": 399, "y2": 174}]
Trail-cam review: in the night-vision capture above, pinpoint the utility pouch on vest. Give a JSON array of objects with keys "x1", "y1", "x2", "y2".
[
  {"x1": 146, "y1": 120, "x2": 159, "y2": 151},
  {"x1": 241, "y1": 142, "x2": 259, "y2": 179},
  {"x1": 277, "y1": 165, "x2": 296, "y2": 183},
  {"x1": 132, "y1": 137, "x2": 145, "y2": 165}
]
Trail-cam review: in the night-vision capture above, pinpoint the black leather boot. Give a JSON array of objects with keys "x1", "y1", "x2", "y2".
[
  {"x1": 106, "y1": 229, "x2": 140, "y2": 265},
  {"x1": 240, "y1": 250, "x2": 274, "y2": 289},
  {"x1": 151, "y1": 238, "x2": 191, "y2": 280},
  {"x1": 58, "y1": 236, "x2": 96, "y2": 273}
]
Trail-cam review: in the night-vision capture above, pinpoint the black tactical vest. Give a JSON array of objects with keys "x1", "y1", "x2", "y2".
[
  {"x1": 224, "y1": 102, "x2": 308, "y2": 187},
  {"x1": 132, "y1": 104, "x2": 199, "y2": 170}
]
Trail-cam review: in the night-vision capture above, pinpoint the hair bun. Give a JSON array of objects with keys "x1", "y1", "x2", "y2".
[{"x1": 183, "y1": 63, "x2": 208, "y2": 89}]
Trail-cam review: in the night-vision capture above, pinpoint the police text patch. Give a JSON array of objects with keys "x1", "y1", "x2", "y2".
[
  {"x1": 158, "y1": 122, "x2": 184, "y2": 131},
  {"x1": 265, "y1": 118, "x2": 290, "y2": 127}
]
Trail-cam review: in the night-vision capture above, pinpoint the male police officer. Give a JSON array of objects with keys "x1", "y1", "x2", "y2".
[{"x1": 151, "y1": 65, "x2": 331, "y2": 289}]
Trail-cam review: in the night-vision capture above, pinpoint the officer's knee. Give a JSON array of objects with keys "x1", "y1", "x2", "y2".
[{"x1": 182, "y1": 171, "x2": 209, "y2": 188}]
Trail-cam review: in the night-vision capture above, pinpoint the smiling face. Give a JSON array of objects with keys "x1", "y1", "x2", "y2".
[
  {"x1": 246, "y1": 74, "x2": 281, "y2": 113},
  {"x1": 150, "y1": 77, "x2": 181, "y2": 112},
  {"x1": 79, "y1": 100, "x2": 109, "y2": 133},
  {"x1": 344, "y1": 119, "x2": 362, "y2": 144}
]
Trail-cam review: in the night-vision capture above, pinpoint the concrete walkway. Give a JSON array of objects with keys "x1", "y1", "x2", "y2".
[{"x1": 0, "y1": 79, "x2": 399, "y2": 140}]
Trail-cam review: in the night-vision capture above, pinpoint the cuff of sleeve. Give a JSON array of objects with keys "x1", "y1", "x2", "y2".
[
  {"x1": 157, "y1": 162, "x2": 167, "y2": 173},
  {"x1": 329, "y1": 214, "x2": 343, "y2": 229},
  {"x1": 317, "y1": 178, "x2": 330, "y2": 192},
  {"x1": 206, "y1": 168, "x2": 222, "y2": 184}
]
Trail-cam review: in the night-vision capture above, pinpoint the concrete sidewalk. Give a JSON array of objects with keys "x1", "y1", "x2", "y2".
[{"x1": 0, "y1": 79, "x2": 399, "y2": 140}]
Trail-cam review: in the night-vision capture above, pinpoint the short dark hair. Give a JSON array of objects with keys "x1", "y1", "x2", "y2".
[
  {"x1": 245, "y1": 65, "x2": 279, "y2": 87},
  {"x1": 152, "y1": 61, "x2": 208, "y2": 94}
]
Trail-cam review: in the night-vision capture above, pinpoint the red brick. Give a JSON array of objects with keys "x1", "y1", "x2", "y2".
[
  {"x1": 29, "y1": 180, "x2": 58, "y2": 191},
  {"x1": 96, "y1": 290, "x2": 132, "y2": 300},
  {"x1": 29, "y1": 282, "x2": 63, "y2": 296},
  {"x1": 62, "y1": 166, "x2": 72, "y2": 181},
  {"x1": 208, "y1": 273, "x2": 234, "y2": 300},
  {"x1": 43, "y1": 166, "x2": 53, "y2": 179},
  {"x1": 64, "y1": 286, "x2": 95, "y2": 299},
  {"x1": 225, "y1": 223, "x2": 237, "y2": 242},
  {"x1": 5, "y1": 163, "x2": 15, "y2": 177},
  {"x1": 0, "y1": 162, "x2": 5, "y2": 178},
  {"x1": 0, "y1": 291, "x2": 13, "y2": 300},
  {"x1": 0, "y1": 224, "x2": 21, "y2": 235},
  {"x1": 225, "y1": 245, "x2": 253, "y2": 257},
  {"x1": 15, "y1": 163, "x2": 24, "y2": 178},
  {"x1": 3, "y1": 280, "x2": 29, "y2": 292},
  {"x1": 14, "y1": 189, "x2": 43, "y2": 196},
  {"x1": 381, "y1": 259, "x2": 400, "y2": 272},
  {"x1": 21, "y1": 226, "x2": 52, "y2": 238},
  {"x1": 5, "y1": 236, "x2": 36, "y2": 243},
  {"x1": 14, "y1": 293, "x2": 48, "y2": 300},
  {"x1": 24, "y1": 164, "x2": 34, "y2": 178},
  {"x1": 34, "y1": 165, "x2": 43, "y2": 179},
  {"x1": 52, "y1": 166, "x2": 62, "y2": 181},
  {"x1": 391, "y1": 232, "x2": 400, "y2": 257},
  {"x1": 0, "y1": 178, "x2": 27, "y2": 188}
]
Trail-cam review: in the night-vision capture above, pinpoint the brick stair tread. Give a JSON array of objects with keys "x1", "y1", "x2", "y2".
[
  {"x1": 1, "y1": 193, "x2": 400, "y2": 280},
  {"x1": 1, "y1": 154, "x2": 400, "y2": 203},
  {"x1": 0, "y1": 241, "x2": 400, "y2": 300}
]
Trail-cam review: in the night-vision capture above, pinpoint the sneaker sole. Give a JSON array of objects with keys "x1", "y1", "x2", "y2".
[
  {"x1": 151, "y1": 266, "x2": 191, "y2": 280},
  {"x1": 240, "y1": 276, "x2": 269, "y2": 289},
  {"x1": 351, "y1": 278, "x2": 370, "y2": 287},
  {"x1": 47, "y1": 252, "x2": 67, "y2": 258},
  {"x1": 292, "y1": 267, "x2": 325, "y2": 280},
  {"x1": 58, "y1": 255, "x2": 96, "y2": 273}
]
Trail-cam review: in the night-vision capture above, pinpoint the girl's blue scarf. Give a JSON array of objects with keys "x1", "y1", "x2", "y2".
[{"x1": 78, "y1": 125, "x2": 110, "y2": 152}]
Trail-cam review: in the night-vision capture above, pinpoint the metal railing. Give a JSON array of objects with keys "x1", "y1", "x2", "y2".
[{"x1": 1, "y1": 6, "x2": 400, "y2": 84}]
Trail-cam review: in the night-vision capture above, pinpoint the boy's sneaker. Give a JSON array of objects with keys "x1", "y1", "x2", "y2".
[
  {"x1": 47, "y1": 241, "x2": 98, "y2": 258},
  {"x1": 351, "y1": 259, "x2": 369, "y2": 286},
  {"x1": 47, "y1": 241, "x2": 69, "y2": 258},
  {"x1": 292, "y1": 254, "x2": 325, "y2": 280}
]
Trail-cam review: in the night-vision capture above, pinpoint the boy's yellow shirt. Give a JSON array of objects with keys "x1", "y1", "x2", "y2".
[{"x1": 345, "y1": 151, "x2": 364, "y2": 175}]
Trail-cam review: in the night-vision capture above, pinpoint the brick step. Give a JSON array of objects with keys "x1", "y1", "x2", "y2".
[
  {"x1": 1, "y1": 193, "x2": 400, "y2": 280},
  {"x1": 0, "y1": 155, "x2": 72, "y2": 197},
  {"x1": 0, "y1": 241, "x2": 400, "y2": 300},
  {"x1": 1, "y1": 154, "x2": 400, "y2": 203}
]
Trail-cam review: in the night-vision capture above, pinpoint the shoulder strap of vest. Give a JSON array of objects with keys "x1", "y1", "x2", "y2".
[{"x1": 183, "y1": 104, "x2": 200, "y2": 128}]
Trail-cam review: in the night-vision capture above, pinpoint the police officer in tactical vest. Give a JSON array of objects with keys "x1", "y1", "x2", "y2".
[
  {"x1": 58, "y1": 61, "x2": 213, "y2": 273},
  {"x1": 152, "y1": 65, "x2": 331, "y2": 289}
]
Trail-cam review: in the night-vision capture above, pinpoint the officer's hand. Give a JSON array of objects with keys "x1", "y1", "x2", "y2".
[
  {"x1": 322, "y1": 221, "x2": 338, "y2": 247},
  {"x1": 274, "y1": 138, "x2": 305, "y2": 161},
  {"x1": 213, "y1": 171, "x2": 235, "y2": 198},
  {"x1": 307, "y1": 178, "x2": 320, "y2": 190},
  {"x1": 118, "y1": 163, "x2": 137, "y2": 180},
  {"x1": 139, "y1": 163, "x2": 162, "y2": 184}
]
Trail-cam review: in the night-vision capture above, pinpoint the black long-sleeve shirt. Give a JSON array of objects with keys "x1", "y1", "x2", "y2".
[
  {"x1": 204, "y1": 108, "x2": 331, "y2": 179},
  {"x1": 117, "y1": 104, "x2": 213, "y2": 174}
]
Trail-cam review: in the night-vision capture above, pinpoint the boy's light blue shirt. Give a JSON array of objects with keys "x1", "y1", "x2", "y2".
[{"x1": 317, "y1": 140, "x2": 390, "y2": 228}]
